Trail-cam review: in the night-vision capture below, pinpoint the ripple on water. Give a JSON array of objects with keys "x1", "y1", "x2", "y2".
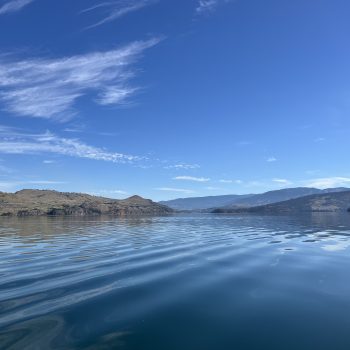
[{"x1": 1, "y1": 214, "x2": 350, "y2": 349}]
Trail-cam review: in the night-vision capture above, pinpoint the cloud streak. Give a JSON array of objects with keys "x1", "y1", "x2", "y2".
[
  {"x1": 273, "y1": 178, "x2": 293, "y2": 186},
  {"x1": 82, "y1": 0, "x2": 157, "y2": 29},
  {"x1": 173, "y1": 176, "x2": 210, "y2": 182},
  {"x1": 196, "y1": 0, "x2": 230, "y2": 15},
  {"x1": 219, "y1": 179, "x2": 242, "y2": 184},
  {"x1": 304, "y1": 177, "x2": 350, "y2": 189},
  {"x1": 0, "y1": 38, "x2": 159, "y2": 120},
  {"x1": 164, "y1": 163, "x2": 200, "y2": 170},
  {"x1": 0, "y1": 126, "x2": 141, "y2": 164},
  {"x1": 0, "y1": 0, "x2": 34, "y2": 15},
  {"x1": 0, "y1": 180, "x2": 65, "y2": 191},
  {"x1": 155, "y1": 187, "x2": 195, "y2": 194}
]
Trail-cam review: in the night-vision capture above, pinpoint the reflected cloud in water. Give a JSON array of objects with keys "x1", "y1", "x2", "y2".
[{"x1": 1, "y1": 213, "x2": 350, "y2": 349}]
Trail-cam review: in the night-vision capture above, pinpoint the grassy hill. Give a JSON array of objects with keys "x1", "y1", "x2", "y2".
[{"x1": 0, "y1": 190, "x2": 173, "y2": 217}]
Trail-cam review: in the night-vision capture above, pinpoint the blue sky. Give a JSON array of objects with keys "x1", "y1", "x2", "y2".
[{"x1": 0, "y1": 0, "x2": 350, "y2": 200}]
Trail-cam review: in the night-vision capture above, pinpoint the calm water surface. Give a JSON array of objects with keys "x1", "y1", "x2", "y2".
[{"x1": 1, "y1": 214, "x2": 350, "y2": 349}]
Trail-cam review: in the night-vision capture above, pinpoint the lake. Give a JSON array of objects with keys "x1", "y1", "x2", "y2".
[{"x1": 1, "y1": 214, "x2": 350, "y2": 349}]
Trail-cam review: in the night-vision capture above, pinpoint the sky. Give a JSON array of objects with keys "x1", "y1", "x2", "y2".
[{"x1": 0, "y1": 0, "x2": 350, "y2": 200}]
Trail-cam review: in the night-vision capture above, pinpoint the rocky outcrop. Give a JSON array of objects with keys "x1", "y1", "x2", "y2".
[{"x1": 0, "y1": 190, "x2": 173, "y2": 217}]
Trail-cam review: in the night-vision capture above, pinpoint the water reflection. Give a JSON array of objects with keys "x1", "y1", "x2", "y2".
[{"x1": 1, "y1": 213, "x2": 350, "y2": 349}]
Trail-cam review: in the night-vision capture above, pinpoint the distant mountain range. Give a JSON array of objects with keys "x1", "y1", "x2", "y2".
[
  {"x1": 0, "y1": 190, "x2": 173, "y2": 217},
  {"x1": 213, "y1": 190, "x2": 350, "y2": 214},
  {"x1": 160, "y1": 187, "x2": 350, "y2": 211},
  {"x1": 2, "y1": 187, "x2": 350, "y2": 217},
  {"x1": 159, "y1": 194, "x2": 253, "y2": 211}
]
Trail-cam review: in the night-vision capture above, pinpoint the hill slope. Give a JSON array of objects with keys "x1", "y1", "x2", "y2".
[
  {"x1": 0, "y1": 190, "x2": 173, "y2": 217},
  {"x1": 160, "y1": 187, "x2": 350, "y2": 211},
  {"x1": 159, "y1": 194, "x2": 253, "y2": 210},
  {"x1": 221, "y1": 187, "x2": 349, "y2": 209},
  {"x1": 213, "y1": 191, "x2": 350, "y2": 214}
]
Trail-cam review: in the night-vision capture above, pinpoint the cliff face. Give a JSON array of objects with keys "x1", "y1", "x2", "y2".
[{"x1": 0, "y1": 190, "x2": 173, "y2": 217}]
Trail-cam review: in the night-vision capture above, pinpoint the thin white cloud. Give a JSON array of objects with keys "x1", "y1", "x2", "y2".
[
  {"x1": 273, "y1": 178, "x2": 293, "y2": 186},
  {"x1": 304, "y1": 177, "x2": 350, "y2": 189},
  {"x1": 173, "y1": 176, "x2": 210, "y2": 182},
  {"x1": 0, "y1": 0, "x2": 34, "y2": 15},
  {"x1": 83, "y1": 0, "x2": 157, "y2": 29},
  {"x1": 196, "y1": 0, "x2": 231, "y2": 15},
  {"x1": 155, "y1": 187, "x2": 195, "y2": 194},
  {"x1": 244, "y1": 180, "x2": 266, "y2": 188},
  {"x1": 27, "y1": 180, "x2": 66, "y2": 185},
  {"x1": 43, "y1": 160, "x2": 55, "y2": 164},
  {"x1": 0, "y1": 127, "x2": 141, "y2": 164},
  {"x1": 88, "y1": 189, "x2": 129, "y2": 197},
  {"x1": 0, "y1": 38, "x2": 159, "y2": 120},
  {"x1": 219, "y1": 179, "x2": 243, "y2": 184},
  {"x1": 0, "y1": 180, "x2": 65, "y2": 191},
  {"x1": 164, "y1": 163, "x2": 200, "y2": 170},
  {"x1": 196, "y1": 0, "x2": 218, "y2": 14},
  {"x1": 267, "y1": 156, "x2": 277, "y2": 162}
]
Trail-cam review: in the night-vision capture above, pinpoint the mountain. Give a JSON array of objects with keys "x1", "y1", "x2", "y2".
[
  {"x1": 159, "y1": 194, "x2": 254, "y2": 210},
  {"x1": 160, "y1": 187, "x2": 350, "y2": 211},
  {"x1": 220, "y1": 187, "x2": 350, "y2": 209},
  {"x1": 212, "y1": 190, "x2": 350, "y2": 214},
  {"x1": 0, "y1": 190, "x2": 173, "y2": 217}
]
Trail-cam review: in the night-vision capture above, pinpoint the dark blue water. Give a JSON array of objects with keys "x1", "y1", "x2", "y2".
[{"x1": 1, "y1": 214, "x2": 350, "y2": 349}]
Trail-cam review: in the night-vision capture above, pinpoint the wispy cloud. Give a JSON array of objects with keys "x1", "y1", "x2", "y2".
[
  {"x1": 26, "y1": 180, "x2": 66, "y2": 185},
  {"x1": 82, "y1": 0, "x2": 157, "y2": 29},
  {"x1": 196, "y1": 0, "x2": 231, "y2": 15},
  {"x1": 219, "y1": 179, "x2": 242, "y2": 184},
  {"x1": 267, "y1": 156, "x2": 277, "y2": 162},
  {"x1": 272, "y1": 178, "x2": 293, "y2": 186},
  {"x1": 164, "y1": 163, "x2": 200, "y2": 170},
  {"x1": 304, "y1": 177, "x2": 350, "y2": 189},
  {"x1": 0, "y1": 126, "x2": 142, "y2": 164},
  {"x1": 0, "y1": 180, "x2": 65, "y2": 191},
  {"x1": 0, "y1": 0, "x2": 34, "y2": 15},
  {"x1": 0, "y1": 38, "x2": 159, "y2": 120},
  {"x1": 88, "y1": 189, "x2": 129, "y2": 197},
  {"x1": 155, "y1": 187, "x2": 195, "y2": 194},
  {"x1": 173, "y1": 176, "x2": 210, "y2": 182}
]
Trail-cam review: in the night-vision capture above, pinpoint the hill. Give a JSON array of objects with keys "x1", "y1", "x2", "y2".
[
  {"x1": 160, "y1": 187, "x2": 350, "y2": 211},
  {"x1": 159, "y1": 194, "x2": 253, "y2": 211},
  {"x1": 212, "y1": 191, "x2": 350, "y2": 214},
  {"x1": 220, "y1": 187, "x2": 349, "y2": 209},
  {"x1": 0, "y1": 190, "x2": 173, "y2": 217}
]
